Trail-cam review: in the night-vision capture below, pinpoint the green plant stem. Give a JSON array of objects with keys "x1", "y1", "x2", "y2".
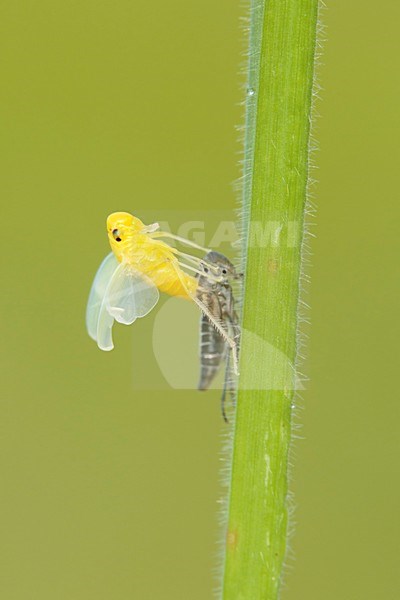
[{"x1": 222, "y1": 1, "x2": 318, "y2": 599}]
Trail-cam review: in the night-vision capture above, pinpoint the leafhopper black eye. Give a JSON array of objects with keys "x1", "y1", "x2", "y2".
[{"x1": 112, "y1": 229, "x2": 122, "y2": 242}]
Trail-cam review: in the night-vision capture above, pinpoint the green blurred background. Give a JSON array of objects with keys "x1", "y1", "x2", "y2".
[{"x1": 1, "y1": 1, "x2": 398, "y2": 598}]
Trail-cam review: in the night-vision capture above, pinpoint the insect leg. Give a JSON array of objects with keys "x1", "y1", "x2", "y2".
[
  {"x1": 148, "y1": 231, "x2": 211, "y2": 254},
  {"x1": 220, "y1": 291, "x2": 241, "y2": 377},
  {"x1": 163, "y1": 246, "x2": 223, "y2": 280},
  {"x1": 174, "y1": 258, "x2": 221, "y2": 282},
  {"x1": 176, "y1": 257, "x2": 222, "y2": 283},
  {"x1": 176, "y1": 251, "x2": 221, "y2": 275}
]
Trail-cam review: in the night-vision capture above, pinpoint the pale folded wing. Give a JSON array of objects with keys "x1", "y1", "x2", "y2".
[
  {"x1": 86, "y1": 253, "x2": 118, "y2": 342},
  {"x1": 86, "y1": 253, "x2": 160, "y2": 351}
]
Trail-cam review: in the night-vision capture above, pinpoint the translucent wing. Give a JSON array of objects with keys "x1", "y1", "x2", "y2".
[
  {"x1": 86, "y1": 253, "x2": 119, "y2": 342},
  {"x1": 86, "y1": 255, "x2": 160, "y2": 351},
  {"x1": 105, "y1": 263, "x2": 160, "y2": 324}
]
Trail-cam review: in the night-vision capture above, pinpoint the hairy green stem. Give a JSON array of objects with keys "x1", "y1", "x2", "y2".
[{"x1": 222, "y1": 1, "x2": 318, "y2": 598}]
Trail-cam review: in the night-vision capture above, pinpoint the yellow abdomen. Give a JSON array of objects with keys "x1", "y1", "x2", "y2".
[{"x1": 118, "y1": 235, "x2": 198, "y2": 299}]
